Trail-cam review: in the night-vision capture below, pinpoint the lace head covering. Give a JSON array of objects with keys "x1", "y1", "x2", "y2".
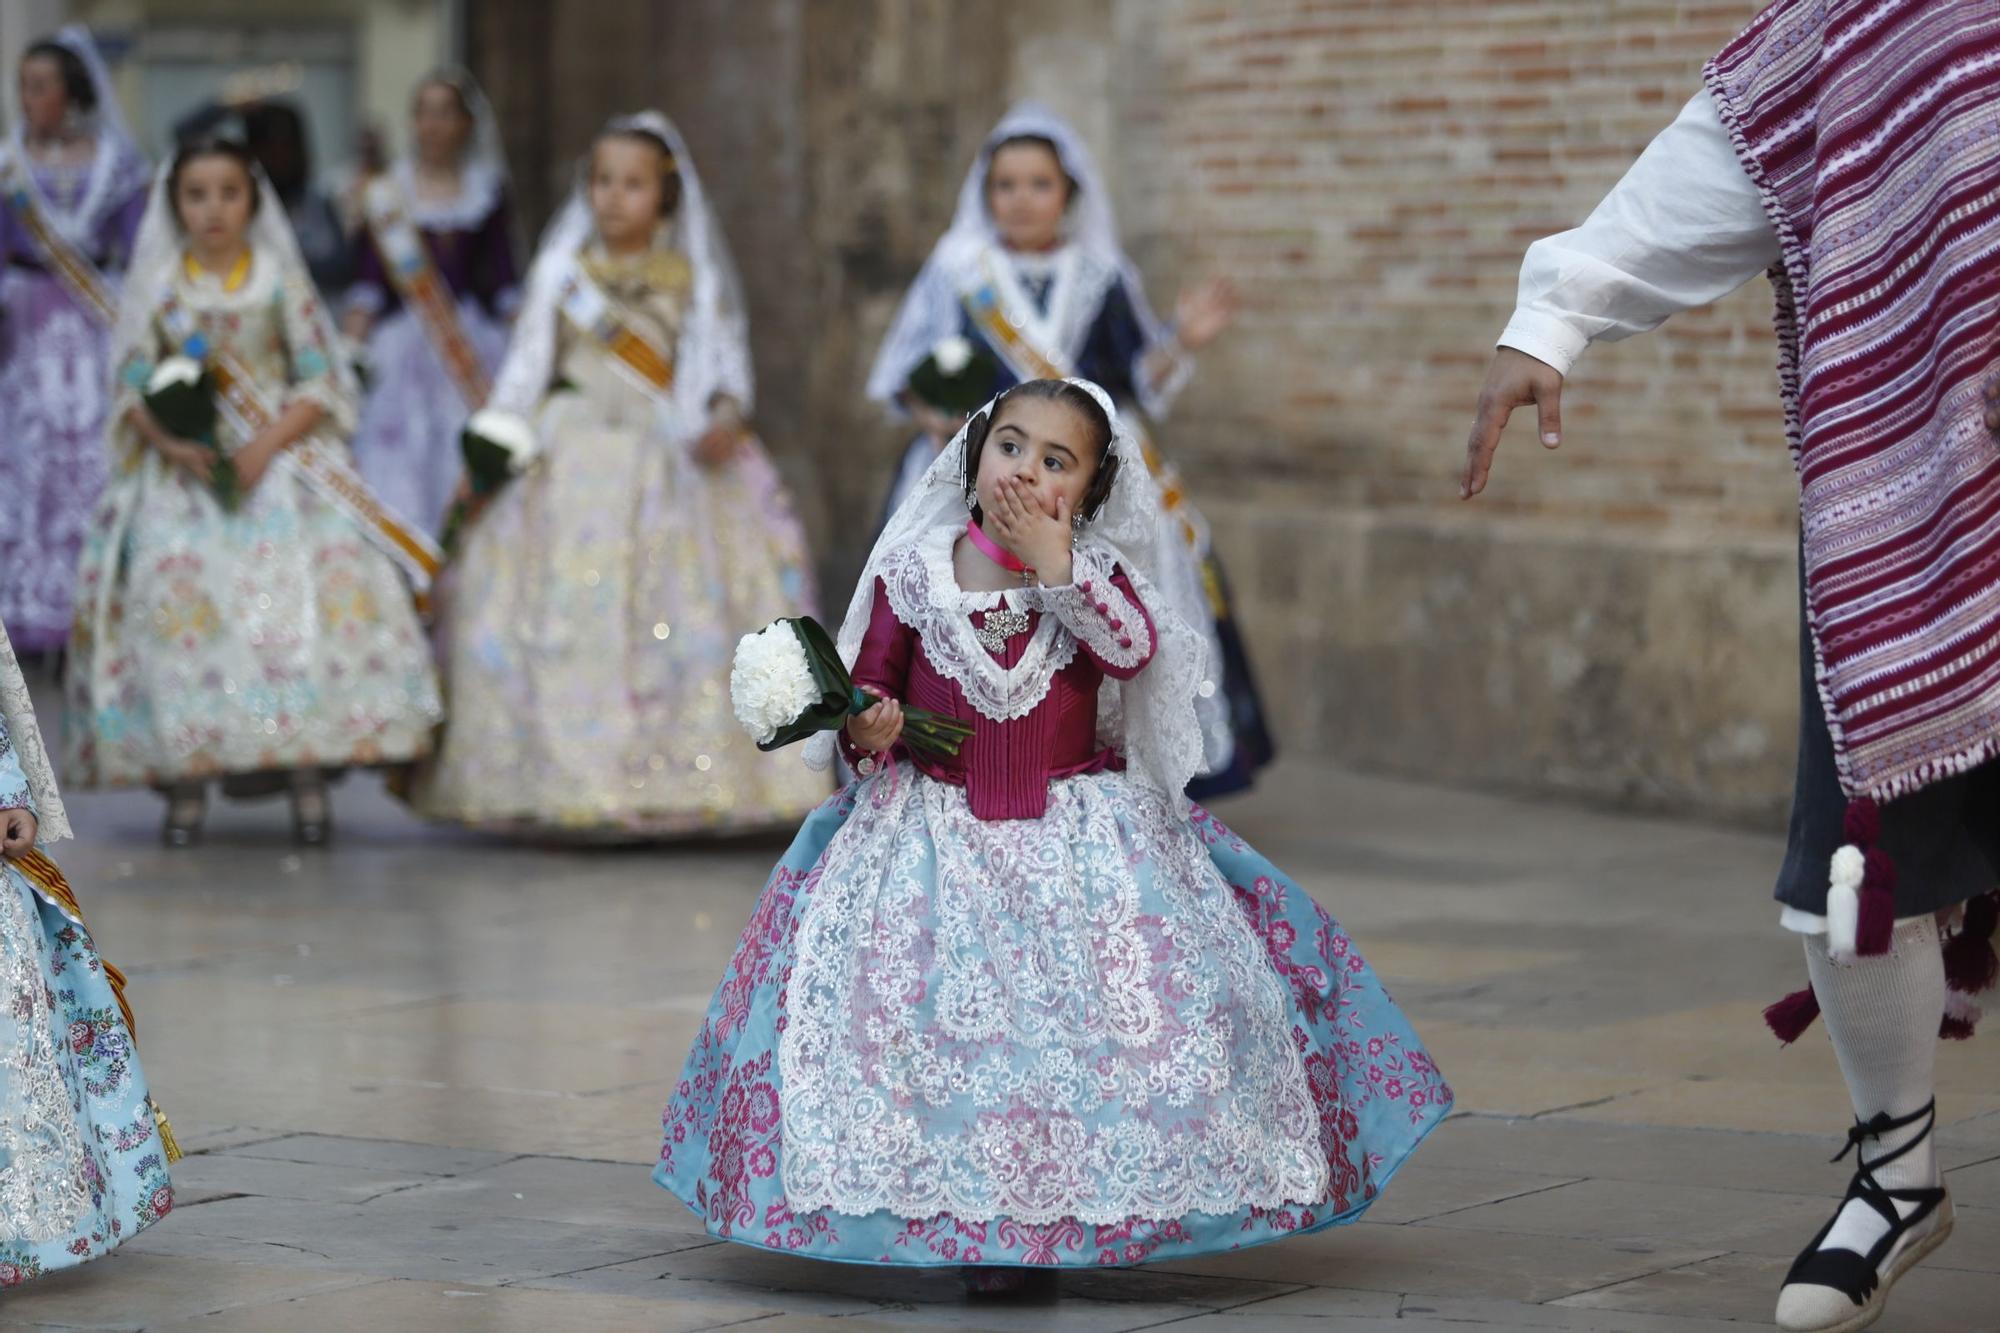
[
  {"x1": 865, "y1": 101, "x2": 1167, "y2": 406},
  {"x1": 0, "y1": 620, "x2": 67, "y2": 841},
  {"x1": 3, "y1": 24, "x2": 150, "y2": 247},
  {"x1": 113, "y1": 146, "x2": 358, "y2": 413},
  {"x1": 391, "y1": 65, "x2": 509, "y2": 229},
  {"x1": 808, "y1": 377, "x2": 1209, "y2": 811},
  {"x1": 485, "y1": 110, "x2": 750, "y2": 443}
]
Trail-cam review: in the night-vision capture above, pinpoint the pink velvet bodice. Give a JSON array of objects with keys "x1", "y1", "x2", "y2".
[{"x1": 844, "y1": 565, "x2": 1157, "y2": 820}]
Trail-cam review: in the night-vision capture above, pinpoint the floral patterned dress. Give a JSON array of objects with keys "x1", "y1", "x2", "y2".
[
  {"x1": 0, "y1": 713, "x2": 172, "y2": 1286},
  {"x1": 0, "y1": 140, "x2": 150, "y2": 652},
  {"x1": 654, "y1": 529, "x2": 1450, "y2": 1266},
  {"x1": 64, "y1": 245, "x2": 442, "y2": 787},
  {"x1": 412, "y1": 243, "x2": 825, "y2": 838}
]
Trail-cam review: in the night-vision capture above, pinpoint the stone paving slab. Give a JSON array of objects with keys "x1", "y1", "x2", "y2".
[
  {"x1": 148, "y1": 1280, "x2": 786, "y2": 1333},
  {"x1": 1151, "y1": 1224, "x2": 1729, "y2": 1306},
  {"x1": 1201, "y1": 1287, "x2": 1748, "y2": 1329},
  {"x1": 10, "y1": 746, "x2": 1997, "y2": 1328},
  {"x1": 1410, "y1": 1176, "x2": 1854, "y2": 1254},
  {"x1": 1922, "y1": 1204, "x2": 2000, "y2": 1275},
  {"x1": 0, "y1": 1255, "x2": 374, "y2": 1330},
  {"x1": 1351, "y1": 1295, "x2": 1748, "y2": 1330},
  {"x1": 1351, "y1": 1162, "x2": 1583, "y2": 1226},
  {"x1": 1945, "y1": 1153, "x2": 2000, "y2": 1209},
  {"x1": 219, "y1": 1132, "x2": 518, "y2": 1178},
  {"x1": 1942, "y1": 1108, "x2": 2000, "y2": 1151},
  {"x1": 1180, "y1": 1286, "x2": 1405, "y2": 1319},
  {"x1": 518, "y1": 1246, "x2": 1319, "y2": 1329},
  {"x1": 363, "y1": 1152, "x2": 712, "y2": 1233},
  {"x1": 1415, "y1": 1114, "x2": 1997, "y2": 1195},
  {"x1": 122, "y1": 1193, "x2": 696, "y2": 1287},
  {"x1": 165, "y1": 1150, "x2": 438, "y2": 1209},
  {"x1": 45, "y1": 1124, "x2": 1980, "y2": 1330},
  {"x1": 1552, "y1": 1249, "x2": 2000, "y2": 1329}
]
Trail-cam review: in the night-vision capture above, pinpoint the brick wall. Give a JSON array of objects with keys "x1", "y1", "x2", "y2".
[
  {"x1": 475, "y1": 0, "x2": 1802, "y2": 821},
  {"x1": 1119, "y1": 1, "x2": 1786, "y2": 532},
  {"x1": 1101, "y1": 1, "x2": 1800, "y2": 819}
]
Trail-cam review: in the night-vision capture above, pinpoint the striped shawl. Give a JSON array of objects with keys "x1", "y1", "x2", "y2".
[{"x1": 1705, "y1": 0, "x2": 2000, "y2": 802}]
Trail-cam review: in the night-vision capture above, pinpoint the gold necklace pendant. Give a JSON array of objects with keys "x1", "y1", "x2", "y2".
[{"x1": 974, "y1": 605, "x2": 1031, "y2": 653}]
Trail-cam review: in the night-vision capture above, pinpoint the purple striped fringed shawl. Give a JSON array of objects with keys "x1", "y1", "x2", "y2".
[{"x1": 1705, "y1": 0, "x2": 2000, "y2": 805}]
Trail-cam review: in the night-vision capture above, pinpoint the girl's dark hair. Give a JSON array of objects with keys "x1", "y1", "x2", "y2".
[
  {"x1": 962, "y1": 379, "x2": 1120, "y2": 523},
  {"x1": 23, "y1": 41, "x2": 94, "y2": 114},
  {"x1": 983, "y1": 134, "x2": 1077, "y2": 207},
  {"x1": 594, "y1": 128, "x2": 683, "y2": 217},
  {"x1": 167, "y1": 137, "x2": 262, "y2": 224}
]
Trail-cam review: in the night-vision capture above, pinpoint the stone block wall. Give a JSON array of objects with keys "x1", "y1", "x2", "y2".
[{"x1": 473, "y1": 0, "x2": 1800, "y2": 821}]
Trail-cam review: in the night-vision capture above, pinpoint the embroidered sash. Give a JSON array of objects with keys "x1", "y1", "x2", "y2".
[
  {"x1": 959, "y1": 251, "x2": 1208, "y2": 556},
  {"x1": 157, "y1": 293, "x2": 443, "y2": 591},
  {"x1": 361, "y1": 180, "x2": 492, "y2": 409},
  {"x1": 960, "y1": 250, "x2": 1074, "y2": 384},
  {"x1": 0, "y1": 150, "x2": 115, "y2": 327},
  {"x1": 558, "y1": 268, "x2": 675, "y2": 398}
]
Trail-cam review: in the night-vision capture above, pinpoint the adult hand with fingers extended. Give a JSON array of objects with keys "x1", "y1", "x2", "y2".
[{"x1": 1461, "y1": 347, "x2": 1565, "y2": 499}]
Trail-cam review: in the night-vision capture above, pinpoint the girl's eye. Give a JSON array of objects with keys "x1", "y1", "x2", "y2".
[
  {"x1": 998, "y1": 440, "x2": 1017, "y2": 454},
  {"x1": 1044, "y1": 456, "x2": 1064, "y2": 471}
]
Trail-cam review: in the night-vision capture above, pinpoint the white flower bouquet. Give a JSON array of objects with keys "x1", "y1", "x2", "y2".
[
  {"x1": 461, "y1": 408, "x2": 539, "y2": 490},
  {"x1": 904, "y1": 334, "x2": 1000, "y2": 418},
  {"x1": 732, "y1": 616, "x2": 973, "y2": 757},
  {"x1": 442, "y1": 409, "x2": 539, "y2": 552},
  {"x1": 145, "y1": 347, "x2": 236, "y2": 509}
]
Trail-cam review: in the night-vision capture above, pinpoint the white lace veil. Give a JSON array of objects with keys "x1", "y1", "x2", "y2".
[
  {"x1": 807, "y1": 378, "x2": 1208, "y2": 811},
  {"x1": 3, "y1": 24, "x2": 149, "y2": 248},
  {"x1": 392, "y1": 65, "x2": 508, "y2": 227},
  {"x1": 486, "y1": 110, "x2": 751, "y2": 442},
  {"x1": 0, "y1": 621, "x2": 67, "y2": 842},
  {"x1": 113, "y1": 149, "x2": 359, "y2": 410},
  {"x1": 865, "y1": 100, "x2": 1168, "y2": 406}
]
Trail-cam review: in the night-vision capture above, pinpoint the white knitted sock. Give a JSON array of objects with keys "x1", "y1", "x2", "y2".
[{"x1": 1801, "y1": 913, "x2": 1943, "y2": 1261}]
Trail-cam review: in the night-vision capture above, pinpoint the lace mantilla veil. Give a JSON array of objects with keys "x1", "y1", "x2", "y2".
[
  {"x1": 383, "y1": 65, "x2": 510, "y2": 230},
  {"x1": 1, "y1": 24, "x2": 150, "y2": 249},
  {"x1": 864, "y1": 100, "x2": 1170, "y2": 407},
  {"x1": 806, "y1": 379, "x2": 1209, "y2": 813},
  {"x1": 485, "y1": 110, "x2": 751, "y2": 445},
  {"x1": 114, "y1": 154, "x2": 360, "y2": 419},
  {"x1": 0, "y1": 622, "x2": 68, "y2": 842}
]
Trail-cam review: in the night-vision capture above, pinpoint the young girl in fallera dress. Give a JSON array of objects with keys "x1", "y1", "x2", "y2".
[
  {"x1": 867, "y1": 103, "x2": 1273, "y2": 801},
  {"x1": 411, "y1": 114, "x2": 824, "y2": 838},
  {"x1": 64, "y1": 138, "x2": 443, "y2": 846},
  {"x1": 655, "y1": 378, "x2": 1448, "y2": 1291}
]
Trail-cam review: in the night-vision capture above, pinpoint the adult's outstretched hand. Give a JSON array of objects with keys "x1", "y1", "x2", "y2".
[{"x1": 1462, "y1": 348, "x2": 1565, "y2": 500}]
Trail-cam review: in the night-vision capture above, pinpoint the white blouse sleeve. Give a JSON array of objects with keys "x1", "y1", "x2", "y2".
[{"x1": 1497, "y1": 89, "x2": 1782, "y2": 377}]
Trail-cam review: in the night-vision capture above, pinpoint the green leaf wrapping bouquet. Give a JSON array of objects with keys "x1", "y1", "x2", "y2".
[
  {"x1": 904, "y1": 335, "x2": 1001, "y2": 420},
  {"x1": 144, "y1": 341, "x2": 237, "y2": 510},
  {"x1": 731, "y1": 616, "x2": 973, "y2": 759},
  {"x1": 441, "y1": 408, "x2": 540, "y2": 553}
]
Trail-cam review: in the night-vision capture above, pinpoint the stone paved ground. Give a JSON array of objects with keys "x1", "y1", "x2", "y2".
[{"x1": 2, "y1": 727, "x2": 1995, "y2": 1330}]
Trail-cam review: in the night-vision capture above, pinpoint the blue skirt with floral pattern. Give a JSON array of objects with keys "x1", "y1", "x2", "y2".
[
  {"x1": 0, "y1": 860, "x2": 171, "y2": 1288},
  {"x1": 654, "y1": 776, "x2": 1449, "y2": 1268}
]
